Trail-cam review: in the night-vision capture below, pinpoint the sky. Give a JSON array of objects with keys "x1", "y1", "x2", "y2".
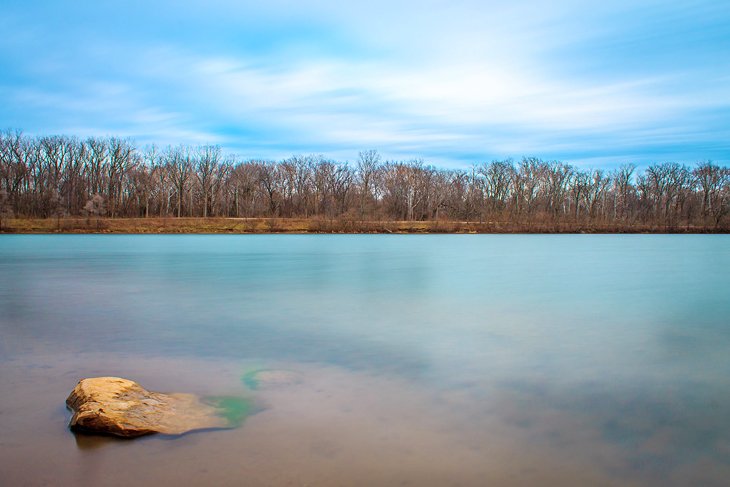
[{"x1": 1, "y1": 0, "x2": 729, "y2": 168}]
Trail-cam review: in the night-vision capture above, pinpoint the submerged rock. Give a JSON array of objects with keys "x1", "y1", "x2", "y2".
[{"x1": 66, "y1": 377, "x2": 243, "y2": 438}]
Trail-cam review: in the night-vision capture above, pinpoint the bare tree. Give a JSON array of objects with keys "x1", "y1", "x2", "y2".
[
  {"x1": 0, "y1": 189, "x2": 13, "y2": 231},
  {"x1": 694, "y1": 161, "x2": 729, "y2": 227},
  {"x1": 1, "y1": 130, "x2": 729, "y2": 231},
  {"x1": 48, "y1": 189, "x2": 68, "y2": 231},
  {"x1": 166, "y1": 146, "x2": 192, "y2": 217},
  {"x1": 106, "y1": 138, "x2": 136, "y2": 217},
  {"x1": 544, "y1": 161, "x2": 573, "y2": 219},
  {"x1": 195, "y1": 145, "x2": 221, "y2": 218},
  {"x1": 83, "y1": 194, "x2": 106, "y2": 229},
  {"x1": 612, "y1": 164, "x2": 636, "y2": 221},
  {"x1": 480, "y1": 160, "x2": 513, "y2": 216},
  {"x1": 571, "y1": 170, "x2": 590, "y2": 220},
  {"x1": 585, "y1": 169, "x2": 610, "y2": 221},
  {"x1": 357, "y1": 150, "x2": 380, "y2": 219},
  {"x1": 256, "y1": 161, "x2": 280, "y2": 217}
]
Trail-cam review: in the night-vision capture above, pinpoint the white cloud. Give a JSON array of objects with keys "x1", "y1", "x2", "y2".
[
  {"x1": 128, "y1": 44, "x2": 728, "y2": 164},
  {"x1": 2, "y1": 0, "x2": 728, "y2": 165}
]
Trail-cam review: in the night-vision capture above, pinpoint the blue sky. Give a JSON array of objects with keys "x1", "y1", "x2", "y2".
[{"x1": 1, "y1": 0, "x2": 728, "y2": 168}]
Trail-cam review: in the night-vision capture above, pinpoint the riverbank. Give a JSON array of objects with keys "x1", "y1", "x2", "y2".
[{"x1": 1, "y1": 217, "x2": 726, "y2": 234}]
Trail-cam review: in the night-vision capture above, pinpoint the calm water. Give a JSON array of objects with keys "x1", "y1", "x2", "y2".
[{"x1": 0, "y1": 235, "x2": 728, "y2": 486}]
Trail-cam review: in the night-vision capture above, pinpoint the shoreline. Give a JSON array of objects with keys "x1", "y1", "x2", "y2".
[{"x1": 1, "y1": 217, "x2": 727, "y2": 234}]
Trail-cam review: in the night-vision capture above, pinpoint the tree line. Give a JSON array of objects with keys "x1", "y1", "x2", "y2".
[{"x1": 1, "y1": 130, "x2": 728, "y2": 230}]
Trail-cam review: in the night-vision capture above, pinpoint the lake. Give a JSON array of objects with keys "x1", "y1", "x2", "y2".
[{"x1": 0, "y1": 235, "x2": 728, "y2": 486}]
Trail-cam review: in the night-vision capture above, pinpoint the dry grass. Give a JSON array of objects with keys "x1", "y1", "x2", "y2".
[{"x1": 1, "y1": 217, "x2": 725, "y2": 234}]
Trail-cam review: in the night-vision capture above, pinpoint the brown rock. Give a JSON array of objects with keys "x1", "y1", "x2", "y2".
[{"x1": 66, "y1": 377, "x2": 229, "y2": 437}]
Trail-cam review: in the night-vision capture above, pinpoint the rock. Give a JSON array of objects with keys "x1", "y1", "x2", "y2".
[{"x1": 66, "y1": 377, "x2": 234, "y2": 438}]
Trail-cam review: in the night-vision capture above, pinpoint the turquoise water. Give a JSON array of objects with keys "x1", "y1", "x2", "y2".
[{"x1": 1, "y1": 235, "x2": 729, "y2": 486}]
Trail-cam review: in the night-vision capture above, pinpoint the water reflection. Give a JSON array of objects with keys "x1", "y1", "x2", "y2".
[{"x1": 73, "y1": 433, "x2": 120, "y2": 450}]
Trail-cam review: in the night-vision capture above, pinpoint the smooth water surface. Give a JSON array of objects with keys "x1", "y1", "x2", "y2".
[{"x1": 1, "y1": 235, "x2": 728, "y2": 486}]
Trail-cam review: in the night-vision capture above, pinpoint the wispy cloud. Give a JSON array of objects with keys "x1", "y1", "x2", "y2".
[{"x1": 1, "y1": 0, "x2": 728, "y2": 167}]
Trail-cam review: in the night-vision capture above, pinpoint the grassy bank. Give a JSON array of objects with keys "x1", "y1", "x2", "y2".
[{"x1": 1, "y1": 217, "x2": 725, "y2": 234}]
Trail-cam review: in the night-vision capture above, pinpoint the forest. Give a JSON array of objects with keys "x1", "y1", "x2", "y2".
[{"x1": 1, "y1": 131, "x2": 728, "y2": 231}]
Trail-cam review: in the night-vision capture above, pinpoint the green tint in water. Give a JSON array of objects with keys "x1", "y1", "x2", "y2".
[
  {"x1": 205, "y1": 396, "x2": 252, "y2": 428},
  {"x1": 241, "y1": 368, "x2": 265, "y2": 390}
]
